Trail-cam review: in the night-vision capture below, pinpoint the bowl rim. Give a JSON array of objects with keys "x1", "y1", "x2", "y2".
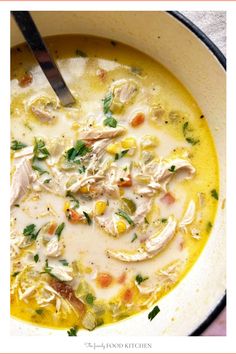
[{"x1": 168, "y1": 10, "x2": 226, "y2": 336}]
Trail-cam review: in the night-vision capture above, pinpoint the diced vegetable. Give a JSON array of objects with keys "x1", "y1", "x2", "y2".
[
  {"x1": 130, "y1": 113, "x2": 145, "y2": 127},
  {"x1": 18, "y1": 72, "x2": 33, "y2": 87},
  {"x1": 95, "y1": 201, "x2": 107, "y2": 216},
  {"x1": 121, "y1": 137, "x2": 137, "y2": 149},
  {"x1": 117, "y1": 174, "x2": 132, "y2": 187},
  {"x1": 47, "y1": 222, "x2": 57, "y2": 235},
  {"x1": 97, "y1": 273, "x2": 113, "y2": 288},
  {"x1": 123, "y1": 288, "x2": 133, "y2": 303},
  {"x1": 121, "y1": 198, "x2": 136, "y2": 214},
  {"x1": 66, "y1": 208, "x2": 85, "y2": 224},
  {"x1": 116, "y1": 220, "x2": 127, "y2": 234}
]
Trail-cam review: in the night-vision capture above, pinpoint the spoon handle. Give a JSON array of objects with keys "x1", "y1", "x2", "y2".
[{"x1": 12, "y1": 11, "x2": 75, "y2": 106}]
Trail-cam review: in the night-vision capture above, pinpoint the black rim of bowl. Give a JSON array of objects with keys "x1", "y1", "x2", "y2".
[{"x1": 167, "y1": 10, "x2": 226, "y2": 336}]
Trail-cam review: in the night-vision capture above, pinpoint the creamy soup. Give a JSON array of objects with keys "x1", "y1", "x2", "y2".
[{"x1": 10, "y1": 35, "x2": 219, "y2": 333}]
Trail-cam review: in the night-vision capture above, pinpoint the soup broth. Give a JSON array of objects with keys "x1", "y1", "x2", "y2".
[{"x1": 10, "y1": 35, "x2": 219, "y2": 332}]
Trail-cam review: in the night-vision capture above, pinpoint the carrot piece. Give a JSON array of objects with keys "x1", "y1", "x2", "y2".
[
  {"x1": 97, "y1": 272, "x2": 113, "y2": 288},
  {"x1": 117, "y1": 174, "x2": 132, "y2": 187},
  {"x1": 97, "y1": 68, "x2": 107, "y2": 81},
  {"x1": 160, "y1": 192, "x2": 176, "y2": 205},
  {"x1": 47, "y1": 222, "x2": 57, "y2": 235},
  {"x1": 66, "y1": 208, "x2": 84, "y2": 224},
  {"x1": 123, "y1": 288, "x2": 133, "y2": 303},
  {"x1": 130, "y1": 113, "x2": 145, "y2": 127},
  {"x1": 117, "y1": 272, "x2": 126, "y2": 284},
  {"x1": 18, "y1": 72, "x2": 33, "y2": 88}
]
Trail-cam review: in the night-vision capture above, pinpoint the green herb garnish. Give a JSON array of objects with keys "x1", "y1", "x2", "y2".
[
  {"x1": 32, "y1": 164, "x2": 49, "y2": 175},
  {"x1": 168, "y1": 165, "x2": 176, "y2": 172},
  {"x1": 59, "y1": 259, "x2": 69, "y2": 266},
  {"x1": 161, "y1": 218, "x2": 167, "y2": 223},
  {"x1": 55, "y1": 222, "x2": 65, "y2": 239},
  {"x1": 12, "y1": 271, "x2": 20, "y2": 277},
  {"x1": 33, "y1": 138, "x2": 50, "y2": 160},
  {"x1": 34, "y1": 254, "x2": 39, "y2": 263},
  {"x1": 104, "y1": 116, "x2": 117, "y2": 128},
  {"x1": 135, "y1": 274, "x2": 149, "y2": 285},
  {"x1": 67, "y1": 326, "x2": 78, "y2": 336},
  {"x1": 83, "y1": 211, "x2": 92, "y2": 225},
  {"x1": 66, "y1": 140, "x2": 91, "y2": 162},
  {"x1": 23, "y1": 224, "x2": 41, "y2": 240},
  {"x1": 116, "y1": 209, "x2": 134, "y2": 225},
  {"x1": 148, "y1": 305, "x2": 160, "y2": 321},
  {"x1": 85, "y1": 293, "x2": 96, "y2": 305},
  {"x1": 144, "y1": 217, "x2": 149, "y2": 224},
  {"x1": 206, "y1": 221, "x2": 213, "y2": 232},
  {"x1": 186, "y1": 137, "x2": 199, "y2": 145},
  {"x1": 131, "y1": 233, "x2": 138, "y2": 243},
  {"x1": 43, "y1": 178, "x2": 51, "y2": 184},
  {"x1": 211, "y1": 189, "x2": 219, "y2": 200},
  {"x1": 11, "y1": 140, "x2": 27, "y2": 150},
  {"x1": 115, "y1": 149, "x2": 129, "y2": 161}
]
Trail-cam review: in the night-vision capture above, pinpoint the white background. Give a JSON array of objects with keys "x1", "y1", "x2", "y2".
[{"x1": 0, "y1": 1, "x2": 234, "y2": 353}]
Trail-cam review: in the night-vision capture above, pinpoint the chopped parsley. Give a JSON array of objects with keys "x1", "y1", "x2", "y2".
[
  {"x1": 103, "y1": 116, "x2": 117, "y2": 128},
  {"x1": 12, "y1": 271, "x2": 20, "y2": 277},
  {"x1": 211, "y1": 189, "x2": 219, "y2": 200},
  {"x1": 59, "y1": 259, "x2": 69, "y2": 266},
  {"x1": 33, "y1": 138, "x2": 50, "y2": 160},
  {"x1": 23, "y1": 224, "x2": 41, "y2": 240},
  {"x1": 186, "y1": 137, "x2": 200, "y2": 145},
  {"x1": 116, "y1": 209, "x2": 134, "y2": 225},
  {"x1": 32, "y1": 164, "x2": 49, "y2": 175},
  {"x1": 85, "y1": 293, "x2": 96, "y2": 305},
  {"x1": 83, "y1": 211, "x2": 92, "y2": 225},
  {"x1": 102, "y1": 93, "x2": 117, "y2": 128},
  {"x1": 182, "y1": 122, "x2": 199, "y2": 145},
  {"x1": 11, "y1": 140, "x2": 27, "y2": 150},
  {"x1": 115, "y1": 149, "x2": 129, "y2": 161},
  {"x1": 66, "y1": 140, "x2": 91, "y2": 163},
  {"x1": 55, "y1": 222, "x2": 65, "y2": 239},
  {"x1": 168, "y1": 165, "x2": 176, "y2": 172},
  {"x1": 131, "y1": 233, "x2": 138, "y2": 243},
  {"x1": 161, "y1": 218, "x2": 168, "y2": 223},
  {"x1": 135, "y1": 274, "x2": 149, "y2": 285},
  {"x1": 144, "y1": 217, "x2": 149, "y2": 224},
  {"x1": 34, "y1": 254, "x2": 39, "y2": 263},
  {"x1": 148, "y1": 305, "x2": 160, "y2": 321},
  {"x1": 67, "y1": 326, "x2": 78, "y2": 336},
  {"x1": 75, "y1": 49, "x2": 87, "y2": 57},
  {"x1": 78, "y1": 165, "x2": 86, "y2": 174}
]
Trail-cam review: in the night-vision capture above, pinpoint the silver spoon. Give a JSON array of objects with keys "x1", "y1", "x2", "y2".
[{"x1": 11, "y1": 11, "x2": 75, "y2": 106}]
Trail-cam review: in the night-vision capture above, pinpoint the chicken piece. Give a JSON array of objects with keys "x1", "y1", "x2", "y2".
[
  {"x1": 68, "y1": 175, "x2": 104, "y2": 194},
  {"x1": 45, "y1": 236, "x2": 63, "y2": 257},
  {"x1": 50, "y1": 278, "x2": 85, "y2": 315},
  {"x1": 110, "y1": 79, "x2": 138, "y2": 112},
  {"x1": 107, "y1": 216, "x2": 177, "y2": 262},
  {"x1": 79, "y1": 127, "x2": 126, "y2": 141},
  {"x1": 179, "y1": 200, "x2": 195, "y2": 230},
  {"x1": 30, "y1": 97, "x2": 58, "y2": 123},
  {"x1": 13, "y1": 146, "x2": 34, "y2": 159},
  {"x1": 49, "y1": 263, "x2": 73, "y2": 282},
  {"x1": 11, "y1": 158, "x2": 36, "y2": 207},
  {"x1": 135, "y1": 158, "x2": 195, "y2": 194}
]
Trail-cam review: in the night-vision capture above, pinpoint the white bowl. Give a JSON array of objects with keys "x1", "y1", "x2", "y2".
[{"x1": 11, "y1": 11, "x2": 226, "y2": 336}]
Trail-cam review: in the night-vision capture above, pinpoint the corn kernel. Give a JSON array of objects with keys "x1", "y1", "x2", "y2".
[
  {"x1": 121, "y1": 137, "x2": 137, "y2": 149},
  {"x1": 116, "y1": 220, "x2": 127, "y2": 234},
  {"x1": 106, "y1": 142, "x2": 122, "y2": 155},
  {"x1": 71, "y1": 121, "x2": 80, "y2": 130},
  {"x1": 85, "y1": 266, "x2": 93, "y2": 274},
  {"x1": 80, "y1": 185, "x2": 89, "y2": 193},
  {"x1": 64, "y1": 201, "x2": 70, "y2": 211},
  {"x1": 95, "y1": 200, "x2": 107, "y2": 216}
]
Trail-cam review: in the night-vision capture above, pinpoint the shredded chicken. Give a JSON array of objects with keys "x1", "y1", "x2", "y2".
[
  {"x1": 107, "y1": 216, "x2": 177, "y2": 261},
  {"x1": 11, "y1": 158, "x2": 36, "y2": 207},
  {"x1": 80, "y1": 127, "x2": 125, "y2": 141}
]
